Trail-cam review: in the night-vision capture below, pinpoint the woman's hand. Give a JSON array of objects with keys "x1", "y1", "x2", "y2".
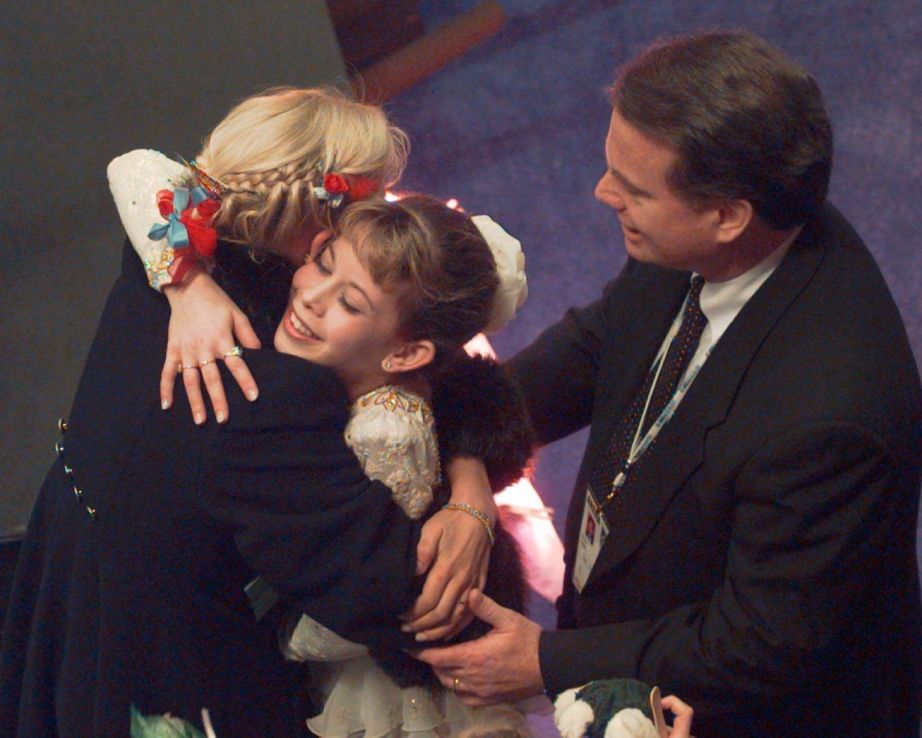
[
  {"x1": 162, "y1": 270, "x2": 262, "y2": 424},
  {"x1": 402, "y1": 458, "x2": 497, "y2": 641}
]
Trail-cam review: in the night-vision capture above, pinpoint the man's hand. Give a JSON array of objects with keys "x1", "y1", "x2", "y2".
[
  {"x1": 402, "y1": 458, "x2": 497, "y2": 640},
  {"x1": 414, "y1": 589, "x2": 545, "y2": 706},
  {"x1": 162, "y1": 270, "x2": 261, "y2": 424},
  {"x1": 661, "y1": 694, "x2": 694, "y2": 738}
]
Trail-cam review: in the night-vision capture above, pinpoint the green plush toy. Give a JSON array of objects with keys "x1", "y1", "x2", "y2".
[{"x1": 553, "y1": 678, "x2": 668, "y2": 738}]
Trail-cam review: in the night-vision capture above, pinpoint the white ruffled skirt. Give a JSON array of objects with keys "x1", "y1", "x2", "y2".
[{"x1": 306, "y1": 656, "x2": 531, "y2": 738}]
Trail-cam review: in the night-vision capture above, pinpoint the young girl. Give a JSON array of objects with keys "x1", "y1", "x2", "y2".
[
  {"x1": 117, "y1": 153, "x2": 533, "y2": 733},
  {"x1": 273, "y1": 195, "x2": 532, "y2": 738}
]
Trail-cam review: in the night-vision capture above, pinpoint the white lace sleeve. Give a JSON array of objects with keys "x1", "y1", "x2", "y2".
[
  {"x1": 107, "y1": 149, "x2": 186, "y2": 291},
  {"x1": 345, "y1": 386, "x2": 439, "y2": 520}
]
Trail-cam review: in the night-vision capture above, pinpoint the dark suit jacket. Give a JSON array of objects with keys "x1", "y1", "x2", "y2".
[
  {"x1": 509, "y1": 204, "x2": 922, "y2": 737},
  {"x1": 0, "y1": 242, "x2": 421, "y2": 737}
]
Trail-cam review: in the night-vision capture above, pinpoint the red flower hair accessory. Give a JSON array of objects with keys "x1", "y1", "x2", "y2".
[
  {"x1": 348, "y1": 175, "x2": 380, "y2": 201},
  {"x1": 323, "y1": 173, "x2": 349, "y2": 195},
  {"x1": 313, "y1": 166, "x2": 381, "y2": 208}
]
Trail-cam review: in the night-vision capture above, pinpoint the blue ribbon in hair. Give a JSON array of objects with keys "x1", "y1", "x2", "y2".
[{"x1": 147, "y1": 186, "x2": 212, "y2": 249}]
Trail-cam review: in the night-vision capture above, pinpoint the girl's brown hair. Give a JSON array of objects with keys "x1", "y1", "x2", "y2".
[{"x1": 337, "y1": 195, "x2": 499, "y2": 373}]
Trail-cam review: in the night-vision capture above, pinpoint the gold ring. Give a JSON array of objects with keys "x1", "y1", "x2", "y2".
[
  {"x1": 199, "y1": 358, "x2": 214, "y2": 367},
  {"x1": 453, "y1": 677, "x2": 461, "y2": 694},
  {"x1": 224, "y1": 345, "x2": 244, "y2": 359}
]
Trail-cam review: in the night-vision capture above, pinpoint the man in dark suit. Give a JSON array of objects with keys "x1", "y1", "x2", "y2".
[{"x1": 417, "y1": 31, "x2": 922, "y2": 736}]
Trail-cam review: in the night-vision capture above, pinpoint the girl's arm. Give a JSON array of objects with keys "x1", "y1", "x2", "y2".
[
  {"x1": 108, "y1": 150, "x2": 260, "y2": 422},
  {"x1": 405, "y1": 457, "x2": 496, "y2": 640},
  {"x1": 407, "y1": 355, "x2": 536, "y2": 640}
]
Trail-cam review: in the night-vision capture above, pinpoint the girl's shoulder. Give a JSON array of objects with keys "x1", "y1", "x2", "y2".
[
  {"x1": 347, "y1": 385, "x2": 440, "y2": 519},
  {"x1": 107, "y1": 149, "x2": 191, "y2": 290},
  {"x1": 351, "y1": 385, "x2": 433, "y2": 424},
  {"x1": 107, "y1": 148, "x2": 185, "y2": 178},
  {"x1": 347, "y1": 385, "x2": 436, "y2": 451}
]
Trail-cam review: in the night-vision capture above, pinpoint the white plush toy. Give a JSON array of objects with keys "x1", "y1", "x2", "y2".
[{"x1": 554, "y1": 678, "x2": 668, "y2": 738}]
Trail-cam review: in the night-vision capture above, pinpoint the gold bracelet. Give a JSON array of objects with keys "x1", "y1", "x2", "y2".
[{"x1": 442, "y1": 502, "x2": 495, "y2": 545}]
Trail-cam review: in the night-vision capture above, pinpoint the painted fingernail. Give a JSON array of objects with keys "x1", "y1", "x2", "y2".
[
  {"x1": 216, "y1": 411, "x2": 226, "y2": 423},
  {"x1": 415, "y1": 632, "x2": 431, "y2": 642},
  {"x1": 162, "y1": 399, "x2": 170, "y2": 410},
  {"x1": 194, "y1": 413, "x2": 205, "y2": 425},
  {"x1": 247, "y1": 389, "x2": 259, "y2": 401},
  {"x1": 400, "y1": 624, "x2": 413, "y2": 633}
]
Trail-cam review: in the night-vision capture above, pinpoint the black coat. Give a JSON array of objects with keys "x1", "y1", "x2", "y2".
[
  {"x1": 0, "y1": 242, "x2": 423, "y2": 737},
  {"x1": 510, "y1": 204, "x2": 922, "y2": 737}
]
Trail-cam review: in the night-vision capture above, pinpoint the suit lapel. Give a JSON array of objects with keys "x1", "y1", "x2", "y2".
[
  {"x1": 563, "y1": 268, "x2": 687, "y2": 558},
  {"x1": 587, "y1": 268, "x2": 689, "y2": 465},
  {"x1": 585, "y1": 218, "x2": 828, "y2": 585}
]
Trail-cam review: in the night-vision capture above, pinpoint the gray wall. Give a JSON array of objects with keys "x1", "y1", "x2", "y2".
[{"x1": 0, "y1": 2, "x2": 347, "y2": 537}]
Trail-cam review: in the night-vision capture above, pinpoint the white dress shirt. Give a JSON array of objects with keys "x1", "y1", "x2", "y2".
[{"x1": 656, "y1": 227, "x2": 803, "y2": 388}]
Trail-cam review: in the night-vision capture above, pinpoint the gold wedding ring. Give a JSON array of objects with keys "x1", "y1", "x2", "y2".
[
  {"x1": 224, "y1": 345, "x2": 244, "y2": 359},
  {"x1": 453, "y1": 677, "x2": 461, "y2": 694}
]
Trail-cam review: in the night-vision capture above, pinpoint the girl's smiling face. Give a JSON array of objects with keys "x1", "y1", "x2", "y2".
[{"x1": 274, "y1": 232, "x2": 404, "y2": 398}]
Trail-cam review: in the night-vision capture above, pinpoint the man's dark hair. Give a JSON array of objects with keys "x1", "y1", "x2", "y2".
[{"x1": 610, "y1": 31, "x2": 833, "y2": 228}]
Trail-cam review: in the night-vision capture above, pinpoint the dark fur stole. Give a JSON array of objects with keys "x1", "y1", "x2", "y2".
[{"x1": 430, "y1": 354, "x2": 536, "y2": 492}]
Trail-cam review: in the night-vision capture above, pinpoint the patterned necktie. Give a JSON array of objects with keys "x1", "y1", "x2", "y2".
[{"x1": 592, "y1": 276, "x2": 708, "y2": 501}]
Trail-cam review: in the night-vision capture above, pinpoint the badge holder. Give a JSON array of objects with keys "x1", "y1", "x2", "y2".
[{"x1": 572, "y1": 486, "x2": 610, "y2": 593}]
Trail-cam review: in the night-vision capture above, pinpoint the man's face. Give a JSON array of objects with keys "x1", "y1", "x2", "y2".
[{"x1": 595, "y1": 109, "x2": 724, "y2": 277}]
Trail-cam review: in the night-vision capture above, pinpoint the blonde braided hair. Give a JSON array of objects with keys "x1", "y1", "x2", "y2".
[{"x1": 194, "y1": 86, "x2": 408, "y2": 255}]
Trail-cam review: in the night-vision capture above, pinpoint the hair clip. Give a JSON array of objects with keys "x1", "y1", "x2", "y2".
[
  {"x1": 189, "y1": 160, "x2": 229, "y2": 198},
  {"x1": 312, "y1": 165, "x2": 380, "y2": 209},
  {"x1": 313, "y1": 172, "x2": 348, "y2": 208}
]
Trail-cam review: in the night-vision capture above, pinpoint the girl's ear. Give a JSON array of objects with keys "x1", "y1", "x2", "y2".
[
  {"x1": 309, "y1": 229, "x2": 334, "y2": 259},
  {"x1": 382, "y1": 340, "x2": 436, "y2": 374}
]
